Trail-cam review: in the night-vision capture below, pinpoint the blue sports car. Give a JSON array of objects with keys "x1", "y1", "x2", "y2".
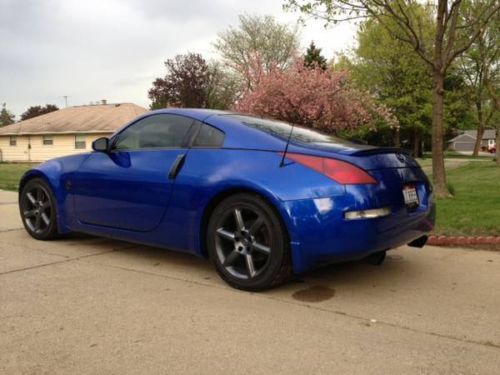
[{"x1": 19, "y1": 109, "x2": 435, "y2": 290}]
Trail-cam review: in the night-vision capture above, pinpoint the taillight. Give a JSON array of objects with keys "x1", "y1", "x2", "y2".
[{"x1": 284, "y1": 153, "x2": 377, "y2": 185}]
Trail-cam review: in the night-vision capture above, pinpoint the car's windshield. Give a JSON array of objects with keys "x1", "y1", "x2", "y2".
[{"x1": 225, "y1": 114, "x2": 357, "y2": 147}]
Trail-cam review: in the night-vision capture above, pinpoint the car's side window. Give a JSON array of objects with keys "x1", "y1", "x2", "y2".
[
  {"x1": 113, "y1": 114, "x2": 193, "y2": 150},
  {"x1": 192, "y1": 124, "x2": 225, "y2": 148}
]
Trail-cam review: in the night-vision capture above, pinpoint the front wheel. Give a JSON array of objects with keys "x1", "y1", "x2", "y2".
[
  {"x1": 19, "y1": 178, "x2": 59, "y2": 240},
  {"x1": 207, "y1": 193, "x2": 292, "y2": 291}
]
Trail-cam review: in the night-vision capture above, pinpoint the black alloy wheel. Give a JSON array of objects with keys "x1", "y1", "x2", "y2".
[
  {"x1": 20, "y1": 178, "x2": 59, "y2": 240},
  {"x1": 207, "y1": 193, "x2": 291, "y2": 291}
]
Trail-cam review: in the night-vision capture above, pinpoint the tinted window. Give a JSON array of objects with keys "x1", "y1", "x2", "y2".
[
  {"x1": 114, "y1": 114, "x2": 193, "y2": 150},
  {"x1": 226, "y1": 115, "x2": 356, "y2": 147},
  {"x1": 193, "y1": 125, "x2": 224, "y2": 147}
]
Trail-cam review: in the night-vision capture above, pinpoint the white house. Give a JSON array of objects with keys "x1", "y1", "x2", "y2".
[{"x1": 0, "y1": 103, "x2": 146, "y2": 162}]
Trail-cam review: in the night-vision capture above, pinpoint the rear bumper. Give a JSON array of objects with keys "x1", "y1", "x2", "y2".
[{"x1": 280, "y1": 186, "x2": 435, "y2": 274}]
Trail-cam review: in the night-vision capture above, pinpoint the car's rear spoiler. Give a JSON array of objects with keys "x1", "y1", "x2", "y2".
[{"x1": 345, "y1": 147, "x2": 411, "y2": 156}]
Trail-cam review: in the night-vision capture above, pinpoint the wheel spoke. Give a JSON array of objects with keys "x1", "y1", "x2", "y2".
[
  {"x1": 36, "y1": 188, "x2": 44, "y2": 201},
  {"x1": 245, "y1": 254, "x2": 256, "y2": 277},
  {"x1": 41, "y1": 201, "x2": 50, "y2": 209},
  {"x1": 41, "y1": 212, "x2": 50, "y2": 226},
  {"x1": 24, "y1": 209, "x2": 36, "y2": 218},
  {"x1": 26, "y1": 192, "x2": 37, "y2": 206},
  {"x1": 223, "y1": 250, "x2": 240, "y2": 267},
  {"x1": 248, "y1": 217, "x2": 264, "y2": 236},
  {"x1": 252, "y1": 242, "x2": 271, "y2": 255},
  {"x1": 234, "y1": 208, "x2": 246, "y2": 231},
  {"x1": 216, "y1": 228, "x2": 235, "y2": 242},
  {"x1": 34, "y1": 215, "x2": 41, "y2": 231}
]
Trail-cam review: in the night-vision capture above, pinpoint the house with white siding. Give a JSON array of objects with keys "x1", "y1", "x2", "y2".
[{"x1": 0, "y1": 103, "x2": 146, "y2": 162}]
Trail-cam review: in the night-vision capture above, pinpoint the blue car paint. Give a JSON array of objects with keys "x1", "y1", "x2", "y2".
[
  {"x1": 19, "y1": 108, "x2": 435, "y2": 274},
  {"x1": 71, "y1": 149, "x2": 186, "y2": 231}
]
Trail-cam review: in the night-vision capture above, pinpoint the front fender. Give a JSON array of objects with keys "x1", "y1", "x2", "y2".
[{"x1": 19, "y1": 154, "x2": 90, "y2": 233}]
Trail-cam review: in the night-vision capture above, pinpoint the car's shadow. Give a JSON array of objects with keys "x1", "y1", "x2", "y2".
[{"x1": 58, "y1": 233, "x2": 423, "y2": 297}]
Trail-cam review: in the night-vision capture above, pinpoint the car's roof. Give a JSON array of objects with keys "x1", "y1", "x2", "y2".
[
  {"x1": 122, "y1": 108, "x2": 373, "y2": 156},
  {"x1": 149, "y1": 108, "x2": 233, "y2": 122},
  {"x1": 132, "y1": 108, "x2": 283, "y2": 151}
]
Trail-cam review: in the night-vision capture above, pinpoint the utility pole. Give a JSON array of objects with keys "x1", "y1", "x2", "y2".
[{"x1": 62, "y1": 96, "x2": 70, "y2": 107}]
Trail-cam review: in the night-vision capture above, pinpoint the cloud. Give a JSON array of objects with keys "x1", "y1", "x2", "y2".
[{"x1": 0, "y1": 0, "x2": 355, "y2": 118}]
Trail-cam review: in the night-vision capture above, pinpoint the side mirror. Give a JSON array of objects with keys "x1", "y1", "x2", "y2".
[{"x1": 92, "y1": 137, "x2": 110, "y2": 152}]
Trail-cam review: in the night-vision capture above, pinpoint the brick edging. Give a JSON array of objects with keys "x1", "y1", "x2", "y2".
[{"x1": 428, "y1": 235, "x2": 500, "y2": 246}]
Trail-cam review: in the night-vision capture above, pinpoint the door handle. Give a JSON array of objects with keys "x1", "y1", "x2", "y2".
[{"x1": 168, "y1": 154, "x2": 186, "y2": 180}]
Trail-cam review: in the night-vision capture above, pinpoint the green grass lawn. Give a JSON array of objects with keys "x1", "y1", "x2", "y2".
[
  {"x1": 0, "y1": 163, "x2": 37, "y2": 191},
  {"x1": 422, "y1": 150, "x2": 493, "y2": 160},
  {"x1": 434, "y1": 162, "x2": 500, "y2": 236}
]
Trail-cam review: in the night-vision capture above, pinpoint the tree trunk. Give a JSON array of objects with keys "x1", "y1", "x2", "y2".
[
  {"x1": 412, "y1": 128, "x2": 420, "y2": 158},
  {"x1": 394, "y1": 126, "x2": 401, "y2": 148},
  {"x1": 496, "y1": 128, "x2": 500, "y2": 167},
  {"x1": 431, "y1": 72, "x2": 450, "y2": 197},
  {"x1": 472, "y1": 102, "x2": 484, "y2": 156}
]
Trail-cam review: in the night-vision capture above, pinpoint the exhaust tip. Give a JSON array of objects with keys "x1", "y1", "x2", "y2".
[{"x1": 408, "y1": 235, "x2": 428, "y2": 248}]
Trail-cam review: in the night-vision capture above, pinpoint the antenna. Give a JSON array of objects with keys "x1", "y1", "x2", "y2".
[{"x1": 280, "y1": 123, "x2": 295, "y2": 167}]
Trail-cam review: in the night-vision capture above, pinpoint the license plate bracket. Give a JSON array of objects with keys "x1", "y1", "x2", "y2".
[{"x1": 402, "y1": 184, "x2": 419, "y2": 208}]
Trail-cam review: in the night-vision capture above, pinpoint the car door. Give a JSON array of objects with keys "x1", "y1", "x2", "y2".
[{"x1": 72, "y1": 113, "x2": 195, "y2": 232}]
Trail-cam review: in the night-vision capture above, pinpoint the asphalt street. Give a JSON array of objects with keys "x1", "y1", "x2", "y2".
[{"x1": 1, "y1": 190, "x2": 499, "y2": 374}]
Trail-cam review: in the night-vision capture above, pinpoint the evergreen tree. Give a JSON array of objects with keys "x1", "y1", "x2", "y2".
[
  {"x1": 304, "y1": 41, "x2": 327, "y2": 70},
  {"x1": 0, "y1": 103, "x2": 15, "y2": 127}
]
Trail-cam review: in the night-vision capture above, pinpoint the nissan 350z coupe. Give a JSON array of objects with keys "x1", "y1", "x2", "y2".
[{"x1": 19, "y1": 109, "x2": 435, "y2": 291}]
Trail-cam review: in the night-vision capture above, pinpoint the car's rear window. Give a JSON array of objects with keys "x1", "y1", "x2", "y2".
[{"x1": 225, "y1": 114, "x2": 356, "y2": 147}]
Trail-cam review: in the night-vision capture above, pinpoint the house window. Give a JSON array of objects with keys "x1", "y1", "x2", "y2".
[
  {"x1": 43, "y1": 135, "x2": 53, "y2": 145},
  {"x1": 75, "y1": 134, "x2": 86, "y2": 149},
  {"x1": 9, "y1": 136, "x2": 17, "y2": 146}
]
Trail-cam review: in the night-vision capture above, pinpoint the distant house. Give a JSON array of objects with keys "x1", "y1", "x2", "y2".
[
  {"x1": 448, "y1": 129, "x2": 496, "y2": 153},
  {"x1": 0, "y1": 103, "x2": 146, "y2": 162}
]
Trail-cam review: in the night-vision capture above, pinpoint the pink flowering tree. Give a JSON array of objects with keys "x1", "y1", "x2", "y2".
[{"x1": 233, "y1": 58, "x2": 396, "y2": 133}]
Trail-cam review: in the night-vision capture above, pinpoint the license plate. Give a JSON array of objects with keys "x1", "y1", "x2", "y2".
[{"x1": 402, "y1": 185, "x2": 419, "y2": 208}]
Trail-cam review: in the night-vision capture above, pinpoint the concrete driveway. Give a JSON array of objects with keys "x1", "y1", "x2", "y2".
[{"x1": 1, "y1": 190, "x2": 499, "y2": 374}]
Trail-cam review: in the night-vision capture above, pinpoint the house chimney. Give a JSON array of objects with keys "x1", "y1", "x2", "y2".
[{"x1": 101, "y1": 99, "x2": 107, "y2": 105}]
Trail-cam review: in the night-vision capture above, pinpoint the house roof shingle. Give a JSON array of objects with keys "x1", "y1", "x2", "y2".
[
  {"x1": 448, "y1": 129, "x2": 496, "y2": 143},
  {"x1": 463, "y1": 129, "x2": 496, "y2": 140},
  {"x1": 0, "y1": 103, "x2": 147, "y2": 136}
]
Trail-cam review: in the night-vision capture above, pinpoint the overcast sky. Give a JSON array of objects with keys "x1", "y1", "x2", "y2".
[{"x1": 0, "y1": 0, "x2": 356, "y2": 118}]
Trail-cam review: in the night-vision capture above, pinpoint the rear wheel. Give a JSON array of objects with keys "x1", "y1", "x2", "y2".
[
  {"x1": 207, "y1": 193, "x2": 291, "y2": 291},
  {"x1": 19, "y1": 178, "x2": 59, "y2": 240}
]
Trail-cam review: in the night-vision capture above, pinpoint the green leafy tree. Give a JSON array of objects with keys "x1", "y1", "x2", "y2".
[
  {"x1": 304, "y1": 41, "x2": 327, "y2": 70},
  {"x1": 285, "y1": 0, "x2": 500, "y2": 198},
  {"x1": 20, "y1": 104, "x2": 59, "y2": 121},
  {"x1": 206, "y1": 61, "x2": 241, "y2": 110},
  {"x1": 214, "y1": 14, "x2": 300, "y2": 89},
  {"x1": 484, "y1": 68, "x2": 500, "y2": 166},
  {"x1": 351, "y1": 18, "x2": 433, "y2": 156},
  {"x1": 457, "y1": 11, "x2": 499, "y2": 156},
  {"x1": 0, "y1": 103, "x2": 15, "y2": 126}
]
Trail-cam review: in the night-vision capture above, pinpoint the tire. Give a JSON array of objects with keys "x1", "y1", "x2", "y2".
[
  {"x1": 207, "y1": 193, "x2": 292, "y2": 291},
  {"x1": 364, "y1": 250, "x2": 386, "y2": 266},
  {"x1": 19, "y1": 178, "x2": 59, "y2": 240}
]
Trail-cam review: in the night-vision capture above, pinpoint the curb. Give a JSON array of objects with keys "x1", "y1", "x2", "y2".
[{"x1": 428, "y1": 235, "x2": 500, "y2": 246}]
